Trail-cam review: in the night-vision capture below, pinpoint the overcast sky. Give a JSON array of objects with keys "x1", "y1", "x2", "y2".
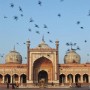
[{"x1": 0, "y1": 0, "x2": 90, "y2": 64}]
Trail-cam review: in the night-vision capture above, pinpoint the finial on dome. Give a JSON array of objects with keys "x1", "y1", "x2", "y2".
[
  {"x1": 13, "y1": 45, "x2": 16, "y2": 51},
  {"x1": 42, "y1": 35, "x2": 45, "y2": 42}
]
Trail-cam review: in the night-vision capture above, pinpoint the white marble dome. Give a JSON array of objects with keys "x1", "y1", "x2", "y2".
[
  {"x1": 64, "y1": 49, "x2": 81, "y2": 64},
  {"x1": 5, "y1": 49, "x2": 22, "y2": 64}
]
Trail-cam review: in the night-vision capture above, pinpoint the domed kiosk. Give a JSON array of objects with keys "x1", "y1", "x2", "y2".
[
  {"x1": 5, "y1": 48, "x2": 22, "y2": 64},
  {"x1": 64, "y1": 49, "x2": 81, "y2": 64}
]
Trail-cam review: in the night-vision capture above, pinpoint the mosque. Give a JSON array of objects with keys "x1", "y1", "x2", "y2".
[{"x1": 0, "y1": 38, "x2": 90, "y2": 86}]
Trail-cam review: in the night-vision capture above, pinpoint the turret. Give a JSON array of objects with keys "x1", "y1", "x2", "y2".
[
  {"x1": 26, "y1": 40, "x2": 30, "y2": 80},
  {"x1": 55, "y1": 40, "x2": 59, "y2": 80}
]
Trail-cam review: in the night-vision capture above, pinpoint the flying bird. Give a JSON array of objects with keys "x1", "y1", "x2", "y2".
[
  {"x1": 4, "y1": 16, "x2": 8, "y2": 18},
  {"x1": 13, "y1": 16, "x2": 18, "y2": 20},
  {"x1": 49, "y1": 40, "x2": 53, "y2": 43},
  {"x1": 16, "y1": 43, "x2": 19, "y2": 45},
  {"x1": 36, "y1": 31, "x2": 40, "y2": 34},
  {"x1": 28, "y1": 28, "x2": 31, "y2": 32},
  {"x1": 44, "y1": 24, "x2": 47, "y2": 28},
  {"x1": 35, "y1": 24, "x2": 39, "y2": 28},
  {"x1": 84, "y1": 40, "x2": 87, "y2": 43},
  {"x1": 10, "y1": 3, "x2": 14, "y2": 8},
  {"x1": 77, "y1": 46, "x2": 80, "y2": 50},
  {"x1": 23, "y1": 42, "x2": 26, "y2": 44},
  {"x1": 20, "y1": 14, "x2": 23, "y2": 17},
  {"x1": 66, "y1": 43, "x2": 70, "y2": 46},
  {"x1": 19, "y1": 6, "x2": 23, "y2": 12},
  {"x1": 47, "y1": 31, "x2": 50, "y2": 34},
  {"x1": 77, "y1": 21, "x2": 80, "y2": 24},
  {"x1": 30, "y1": 18, "x2": 34, "y2": 22},
  {"x1": 38, "y1": 0, "x2": 42, "y2": 6},
  {"x1": 80, "y1": 27, "x2": 84, "y2": 29},
  {"x1": 58, "y1": 13, "x2": 61, "y2": 17},
  {"x1": 60, "y1": 0, "x2": 64, "y2": 2}
]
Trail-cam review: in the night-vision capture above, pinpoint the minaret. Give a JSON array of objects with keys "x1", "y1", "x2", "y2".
[
  {"x1": 26, "y1": 40, "x2": 30, "y2": 80},
  {"x1": 55, "y1": 40, "x2": 59, "y2": 81}
]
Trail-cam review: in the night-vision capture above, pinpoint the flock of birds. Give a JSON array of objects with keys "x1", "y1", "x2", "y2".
[{"x1": 0, "y1": 0, "x2": 90, "y2": 62}]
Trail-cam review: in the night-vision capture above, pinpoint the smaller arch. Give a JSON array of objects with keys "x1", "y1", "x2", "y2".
[
  {"x1": 59, "y1": 74, "x2": 65, "y2": 84},
  {"x1": 20, "y1": 74, "x2": 27, "y2": 83},
  {"x1": 12, "y1": 74, "x2": 19, "y2": 83},
  {"x1": 83, "y1": 74, "x2": 88, "y2": 83},
  {"x1": 67, "y1": 74, "x2": 73, "y2": 83},
  {"x1": 38, "y1": 70, "x2": 48, "y2": 83},
  {"x1": 5, "y1": 74, "x2": 11, "y2": 83},
  {"x1": 0, "y1": 74, "x2": 3, "y2": 83},
  {"x1": 75, "y1": 74, "x2": 81, "y2": 83}
]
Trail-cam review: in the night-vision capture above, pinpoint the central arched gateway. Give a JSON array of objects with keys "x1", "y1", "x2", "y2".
[
  {"x1": 38, "y1": 70, "x2": 48, "y2": 83},
  {"x1": 33, "y1": 56, "x2": 53, "y2": 83}
]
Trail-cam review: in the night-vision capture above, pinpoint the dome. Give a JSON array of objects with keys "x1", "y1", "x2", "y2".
[
  {"x1": 5, "y1": 49, "x2": 22, "y2": 64},
  {"x1": 64, "y1": 49, "x2": 81, "y2": 64},
  {"x1": 35, "y1": 37, "x2": 51, "y2": 49}
]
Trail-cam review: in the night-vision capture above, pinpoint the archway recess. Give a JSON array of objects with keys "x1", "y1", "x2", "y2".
[{"x1": 38, "y1": 70, "x2": 48, "y2": 83}]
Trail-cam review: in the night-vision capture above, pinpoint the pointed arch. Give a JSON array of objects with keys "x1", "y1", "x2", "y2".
[
  {"x1": 59, "y1": 74, "x2": 65, "y2": 83},
  {"x1": 20, "y1": 74, "x2": 27, "y2": 83},
  {"x1": 5, "y1": 74, "x2": 11, "y2": 83},
  {"x1": 0, "y1": 74, "x2": 3, "y2": 83},
  {"x1": 83, "y1": 74, "x2": 88, "y2": 83},
  {"x1": 75, "y1": 74, "x2": 81, "y2": 83},
  {"x1": 67, "y1": 74, "x2": 73, "y2": 83}
]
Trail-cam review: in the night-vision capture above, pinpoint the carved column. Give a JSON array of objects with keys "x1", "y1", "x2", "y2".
[
  {"x1": 65, "y1": 75, "x2": 67, "y2": 83},
  {"x1": 89, "y1": 75, "x2": 90, "y2": 83},
  {"x1": 11, "y1": 76, "x2": 12, "y2": 83},
  {"x1": 26, "y1": 40, "x2": 30, "y2": 80},
  {"x1": 55, "y1": 40, "x2": 59, "y2": 81},
  {"x1": 73, "y1": 75, "x2": 75, "y2": 83},
  {"x1": 81, "y1": 75, "x2": 83, "y2": 83}
]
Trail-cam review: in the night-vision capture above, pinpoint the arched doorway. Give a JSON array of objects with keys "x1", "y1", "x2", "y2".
[
  {"x1": 12, "y1": 74, "x2": 19, "y2": 83},
  {"x1": 67, "y1": 74, "x2": 73, "y2": 83},
  {"x1": 38, "y1": 70, "x2": 48, "y2": 83},
  {"x1": 59, "y1": 74, "x2": 65, "y2": 84},
  {"x1": 75, "y1": 74, "x2": 81, "y2": 83},
  {"x1": 0, "y1": 74, "x2": 3, "y2": 83},
  {"x1": 33, "y1": 56, "x2": 53, "y2": 83},
  {"x1": 20, "y1": 74, "x2": 27, "y2": 83},
  {"x1": 83, "y1": 74, "x2": 88, "y2": 83},
  {"x1": 5, "y1": 74, "x2": 11, "y2": 83}
]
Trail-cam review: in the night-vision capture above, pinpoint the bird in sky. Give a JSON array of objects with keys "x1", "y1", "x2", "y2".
[
  {"x1": 67, "y1": 49, "x2": 70, "y2": 52},
  {"x1": 88, "y1": 10, "x2": 90, "y2": 16},
  {"x1": 38, "y1": 0, "x2": 42, "y2": 6},
  {"x1": 74, "y1": 43, "x2": 77, "y2": 46},
  {"x1": 20, "y1": 14, "x2": 23, "y2": 17},
  {"x1": 35, "y1": 24, "x2": 39, "y2": 28},
  {"x1": 60, "y1": 0, "x2": 64, "y2": 2},
  {"x1": 66, "y1": 42, "x2": 70, "y2": 46},
  {"x1": 84, "y1": 40, "x2": 87, "y2": 43},
  {"x1": 36, "y1": 31, "x2": 40, "y2": 34},
  {"x1": 80, "y1": 27, "x2": 84, "y2": 29},
  {"x1": 44, "y1": 24, "x2": 48, "y2": 28},
  {"x1": 13, "y1": 16, "x2": 18, "y2": 20},
  {"x1": 16, "y1": 42, "x2": 19, "y2": 45},
  {"x1": 4, "y1": 16, "x2": 8, "y2": 18},
  {"x1": 58, "y1": 13, "x2": 61, "y2": 17},
  {"x1": 10, "y1": 3, "x2": 14, "y2": 8},
  {"x1": 23, "y1": 42, "x2": 26, "y2": 44},
  {"x1": 30, "y1": 18, "x2": 34, "y2": 22},
  {"x1": 19, "y1": 6, "x2": 23, "y2": 12},
  {"x1": 77, "y1": 21, "x2": 80, "y2": 24},
  {"x1": 47, "y1": 31, "x2": 50, "y2": 34},
  {"x1": 0, "y1": 53, "x2": 4, "y2": 58},
  {"x1": 77, "y1": 46, "x2": 80, "y2": 50},
  {"x1": 28, "y1": 28, "x2": 31, "y2": 32},
  {"x1": 49, "y1": 40, "x2": 53, "y2": 43}
]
